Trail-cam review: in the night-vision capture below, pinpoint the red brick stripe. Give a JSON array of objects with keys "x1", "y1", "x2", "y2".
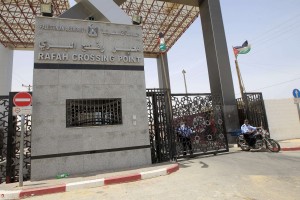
[
  {"x1": 281, "y1": 147, "x2": 300, "y2": 151},
  {"x1": 19, "y1": 184, "x2": 66, "y2": 199},
  {"x1": 2, "y1": 164, "x2": 180, "y2": 199},
  {"x1": 166, "y1": 164, "x2": 179, "y2": 174},
  {"x1": 104, "y1": 173, "x2": 141, "y2": 185}
]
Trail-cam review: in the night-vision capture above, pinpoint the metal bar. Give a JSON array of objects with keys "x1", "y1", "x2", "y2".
[
  {"x1": 150, "y1": 2, "x2": 180, "y2": 52},
  {"x1": 171, "y1": 93, "x2": 212, "y2": 96},
  {"x1": 0, "y1": 96, "x2": 9, "y2": 183},
  {"x1": 0, "y1": 3, "x2": 26, "y2": 47},
  {"x1": 152, "y1": 93, "x2": 161, "y2": 162},
  {"x1": 18, "y1": 114, "x2": 24, "y2": 187},
  {"x1": 6, "y1": 92, "x2": 15, "y2": 183}
]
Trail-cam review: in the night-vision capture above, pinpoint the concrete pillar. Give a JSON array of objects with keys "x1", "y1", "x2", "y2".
[
  {"x1": 0, "y1": 44, "x2": 13, "y2": 95},
  {"x1": 199, "y1": 0, "x2": 239, "y2": 140},
  {"x1": 156, "y1": 53, "x2": 171, "y2": 90}
]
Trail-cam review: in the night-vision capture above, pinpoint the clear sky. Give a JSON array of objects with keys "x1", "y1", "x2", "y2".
[{"x1": 11, "y1": 0, "x2": 300, "y2": 100}]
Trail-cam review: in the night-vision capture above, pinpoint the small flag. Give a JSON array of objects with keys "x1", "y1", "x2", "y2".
[{"x1": 233, "y1": 40, "x2": 251, "y2": 58}]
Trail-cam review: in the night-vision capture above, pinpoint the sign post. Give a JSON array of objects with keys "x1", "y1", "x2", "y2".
[
  {"x1": 13, "y1": 92, "x2": 32, "y2": 187},
  {"x1": 293, "y1": 89, "x2": 300, "y2": 122},
  {"x1": 19, "y1": 114, "x2": 25, "y2": 187}
]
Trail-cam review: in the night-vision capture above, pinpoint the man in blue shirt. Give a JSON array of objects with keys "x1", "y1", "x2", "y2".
[
  {"x1": 177, "y1": 121, "x2": 193, "y2": 156},
  {"x1": 241, "y1": 119, "x2": 259, "y2": 148}
]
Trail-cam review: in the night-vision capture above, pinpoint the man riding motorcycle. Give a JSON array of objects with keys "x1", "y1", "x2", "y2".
[{"x1": 241, "y1": 119, "x2": 261, "y2": 149}]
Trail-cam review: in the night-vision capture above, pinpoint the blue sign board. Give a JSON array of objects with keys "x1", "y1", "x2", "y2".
[{"x1": 293, "y1": 89, "x2": 300, "y2": 98}]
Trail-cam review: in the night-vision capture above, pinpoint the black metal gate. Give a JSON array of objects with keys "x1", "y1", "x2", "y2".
[
  {"x1": 146, "y1": 89, "x2": 228, "y2": 163},
  {"x1": 0, "y1": 92, "x2": 31, "y2": 184},
  {"x1": 2, "y1": 89, "x2": 229, "y2": 181},
  {"x1": 146, "y1": 89, "x2": 174, "y2": 163},
  {"x1": 0, "y1": 95, "x2": 9, "y2": 184},
  {"x1": 236, "y1": 93, "x2": 269, "y2": 129}
]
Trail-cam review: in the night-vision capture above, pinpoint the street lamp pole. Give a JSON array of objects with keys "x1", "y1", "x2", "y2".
[
  {"x1": 22, "y1": 84, "x2": 32, "y2": 92},
  {"x1": 182, "y1": 69, "x2": 188, "y2": 94}
]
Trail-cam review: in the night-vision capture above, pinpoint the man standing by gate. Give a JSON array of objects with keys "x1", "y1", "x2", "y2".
[{"x1": 177, "y1": 121, "x2": 193, "y2": 156}]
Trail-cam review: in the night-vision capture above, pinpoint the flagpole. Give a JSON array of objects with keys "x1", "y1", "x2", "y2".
[
  {"x1": 234, "y1": 57, "x2": 245, "y2": 97},
  {"x1": 233, "y1": 41, "x2": 251, "y2": 119},
  {"x1": 234, "y1": 57, "x2": 249, "y2": 118},
  {"x1": 234, "y1": 54, "x2": 250, "y2": 120}
]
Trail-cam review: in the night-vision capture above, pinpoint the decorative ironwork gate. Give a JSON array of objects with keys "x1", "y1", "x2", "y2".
[
  {"x1": 0, "y1": 95, "x2": 9, "y2": 184},
  {"x1": 146, "y1": 89, "x2": 174, "y2": 163},
  {"x1": 236, "y1": 93, "x2": 269, "y2": 130},
  {"x1": 171, "y1": 93, "x2": 228, "y2": 159},
  {"x1": 1, "y1": 89, "x2": 229, "y2": 181},
  {"x1": 146, "y1": 89, "x2": 228, "y2": 163},
  {"x1": 0, "y1": 92, "x2": 31, "y2": 184}
]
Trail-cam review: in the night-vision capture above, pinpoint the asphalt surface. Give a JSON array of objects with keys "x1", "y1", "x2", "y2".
[
  {"x1": 0, "y1": 139, "x2": 300, "y2": 200},
  {"x1": 27, "y1": 148, "x2": 300, "y2": 200}
]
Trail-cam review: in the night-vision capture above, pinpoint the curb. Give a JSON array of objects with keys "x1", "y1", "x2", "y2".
[
  {"x1": 281, "y1": 147, "x2": 300, "y2": 151},
  {"x1": 230, "y1": 144, "x2": 300, "y2": 151},
  {"x1": 0, "y1": 163, "x2": 179, "y2": 200}
]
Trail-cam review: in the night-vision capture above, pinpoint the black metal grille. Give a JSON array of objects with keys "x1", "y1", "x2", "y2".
[
  {"x1": 66, "y1": 98, "x2": 122, "y2": 127},
  {"x1": 171, "y1": 94, "x2": 228, "y2": 158},
  {"x1": 11, "y1": 115, "x2": 32, "y2": 183},
  {"x1": 0, "y1": 92, "x2": 32, "y2": 184},
  {"x1": 237, "y1": 93, "x2": 269, "y2": 130},
  {"x1": 146, "y1": 89, "x2": 228, "y2": 163},
  {"x1": 0, "y1": 96, "x2": 9, "y2": 184},
  {"x1": 146, "y1": 89, "x2": 173, "y2": 163}
]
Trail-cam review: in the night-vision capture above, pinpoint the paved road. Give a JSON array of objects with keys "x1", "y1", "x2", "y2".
[{"x1": 30, "y1": 149, "x2": 300, "y2": 200}]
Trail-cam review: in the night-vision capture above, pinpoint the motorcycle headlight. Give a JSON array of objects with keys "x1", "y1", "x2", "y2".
[{"x1": 264, "y1": 131, "x2": 270, "y2": 138}]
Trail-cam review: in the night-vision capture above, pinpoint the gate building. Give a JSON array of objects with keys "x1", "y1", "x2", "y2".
[{"x1": 31, "y1": 17, "x2": 151, "y2": 180}]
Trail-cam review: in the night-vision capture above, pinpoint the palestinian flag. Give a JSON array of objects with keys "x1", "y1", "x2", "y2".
[{"x1": 233, "y1": 40, "x2": 251, "y2": 58}]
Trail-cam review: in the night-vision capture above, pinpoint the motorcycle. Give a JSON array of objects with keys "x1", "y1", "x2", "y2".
[{"x1": 236, "y1": 128, "x2": 281, "y2": 152}]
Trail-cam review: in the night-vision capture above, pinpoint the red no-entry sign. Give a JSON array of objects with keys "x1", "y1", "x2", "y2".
[{"x1": 13, "y1": 92, "x2": 32, "y2": 107}]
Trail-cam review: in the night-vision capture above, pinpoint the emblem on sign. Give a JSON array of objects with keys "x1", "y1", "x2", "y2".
[
  {"x1": 88, "y1": 24, "x2": 98, "y2": 37},
  {"x1": 15, "y1": 107, "x2": 21, "y2": 114}
]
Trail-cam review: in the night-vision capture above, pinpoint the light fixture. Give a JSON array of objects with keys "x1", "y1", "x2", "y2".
[
  {"x1": 132, "y1": 14, "x2": 142, "y2": 25},
  {"x1": 41, "y1": 3, "x2": 53, "y2": 17},
  {"x1": 159, "y1": 32, "x2": 166, "y2": 52}
]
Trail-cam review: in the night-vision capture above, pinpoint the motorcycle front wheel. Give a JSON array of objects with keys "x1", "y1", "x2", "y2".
[{"x1": 265, "y1": 139, "x2": 281, "y2": 152}]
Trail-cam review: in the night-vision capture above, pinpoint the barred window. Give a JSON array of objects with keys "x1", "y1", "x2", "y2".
[{"x1": 66, "y1": 98, "x2": 122, "y2": 127}]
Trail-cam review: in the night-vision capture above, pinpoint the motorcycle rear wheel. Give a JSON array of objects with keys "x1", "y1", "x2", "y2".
[
  {"x1": 265, "y1": 139, "x2": 281, "y2": 152},
  {"x1": 236, "y1": 138, "x2": 250, "y2": 151},
  {"x1": 240, "y1": 144, "x2": 250, "y2": 151}
]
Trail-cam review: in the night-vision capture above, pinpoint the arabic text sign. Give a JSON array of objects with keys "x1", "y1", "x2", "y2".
[
  {"x1": 13, "y1": 106, "x2": 32, "y2": 116},
  {"x1": 34, "y1": 17, "x2": 143, "y2": 66}
]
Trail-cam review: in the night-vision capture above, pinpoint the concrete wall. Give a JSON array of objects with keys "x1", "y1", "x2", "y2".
[
  {"x1": 0, "y1": 44, "x2": 13, "y2": 95},
  {"x1": 264, "y1": 98, "x2": 300, "y2": 140},
  {"x1": 31, "y1": 69, "x2": 150, "y2": 180},
  {"x1": 31, "y1": 17, "x2": 151, "y2": 180}
]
